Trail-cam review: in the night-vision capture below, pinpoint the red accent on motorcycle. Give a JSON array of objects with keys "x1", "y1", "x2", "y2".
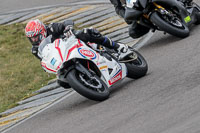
[
  {"x1": 41, "y1": 62, "x2": 57, "y2": 73},
  {"x1": 108, "y1": 71, "x2": 122, "y2": 85},
  {"x1": 55, "y1": 39, "x2": 63, "y2": 61}
]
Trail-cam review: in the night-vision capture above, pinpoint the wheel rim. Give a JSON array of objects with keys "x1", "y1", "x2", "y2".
[
  {"x1": 169, "y1": 18, "x2": 183, "y2": 27},
  {"x1": 161, "y1": 13, "x2": 184, "y2": 29},
  {"x1": 77, "y1": 72, "x2": 106, "y2": 93}
]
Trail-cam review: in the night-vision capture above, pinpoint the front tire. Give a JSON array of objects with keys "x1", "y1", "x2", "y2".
[
  {"x1": 125, "y1": 50, "x2": 148, "y2": 79},
  {"x1": 150, "y1": 12, "x2": 189, "y2": 38},
  {"x1": 66, "y1": 69, "x2": 110, "y2": 101}
]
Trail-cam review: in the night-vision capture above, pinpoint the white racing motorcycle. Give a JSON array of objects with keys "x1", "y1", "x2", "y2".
[{"x1": 40, "y1": 31, "x2": 148, "y2": 101}]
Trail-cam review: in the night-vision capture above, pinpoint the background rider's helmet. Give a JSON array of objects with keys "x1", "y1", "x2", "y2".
[{"x1": 25, "y1": 19, "x2": 47, "y2": 46}]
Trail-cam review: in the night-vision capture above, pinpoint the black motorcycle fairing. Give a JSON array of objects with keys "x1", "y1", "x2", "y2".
[
  {"x1": 124, "y1": 7, "x2": 143, "y2": 22},
  {"x1": 138, "y1": 0, "x2": 148, "y2": 9},
  {"x1": 138, "y1": 16, "x2": 157, "y2": 29},
  {"x1": 152, "y1": 0, "x2": 192, "y2": 26}
]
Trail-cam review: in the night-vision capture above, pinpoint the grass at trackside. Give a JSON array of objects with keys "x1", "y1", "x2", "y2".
[{"x1": 0, "y1": 24, "x2": 56, "y2": 113}]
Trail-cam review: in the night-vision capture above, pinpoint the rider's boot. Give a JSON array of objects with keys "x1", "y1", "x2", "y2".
[
  {"x1": 114, "y1": 42, "x2": 129, "y2": 53},
  {"x1": 114, "y1": 42, "x2": 135, "y2": 61}
]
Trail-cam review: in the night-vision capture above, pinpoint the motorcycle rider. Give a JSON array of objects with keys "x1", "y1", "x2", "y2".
[
  {"x1": 109, "y1": 0, "x2": 150, "y2": 39},
  {"x1": 25, "y1": 19, "x2": 129, "y2": 60},
  {"x1": 110, "y1": 0, "x2": 200, "y2": 38},
  {"x1": 25, "y1": 19, "x2": 130, "y2": 88}
]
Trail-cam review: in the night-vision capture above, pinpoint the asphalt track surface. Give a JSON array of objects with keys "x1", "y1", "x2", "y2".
[{"x1": 3, "y1": 1, "x2": 200, "y2": 133}]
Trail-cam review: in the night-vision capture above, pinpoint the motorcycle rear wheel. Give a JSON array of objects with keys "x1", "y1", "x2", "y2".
[
  {"x1": 66, "y1": 69, "x2": 110, "y2": 101},
  {"x1": 150, "y1": 12, "x2": 189, "y2": 38},
  {"x1": 125, "y1": 50, "x2": 148, "y2": 79}
]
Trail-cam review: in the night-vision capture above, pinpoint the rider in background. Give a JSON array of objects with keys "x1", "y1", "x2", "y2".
[
  {"x1": 109, "y1": 0, "x2": 150, "y2": 39},
  {"x1": 25, "y1": 19, "x2": 129, "y2": 60},
  {"x1": 110, "y1": 0, "x2": 200, "y2": 38}
]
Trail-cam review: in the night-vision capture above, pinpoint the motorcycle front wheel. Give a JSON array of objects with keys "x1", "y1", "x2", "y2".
[
  {"x1": 150, "y1": 12, "x2": 189, "y2": 38},
  {"x1": 66, "y1": 69, "x2": 110, "y2": 101},
  {"x1": 125, "y1": 50, "x2": 148, "y2": 79}
]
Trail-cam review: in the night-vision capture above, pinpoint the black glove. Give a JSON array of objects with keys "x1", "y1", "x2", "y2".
[
  {"x1": 31, "y1": 46, "x2": 41, "y2": 60},
  {"x1": 63, "y1": 25, "x2": 74, "y2": 38}
]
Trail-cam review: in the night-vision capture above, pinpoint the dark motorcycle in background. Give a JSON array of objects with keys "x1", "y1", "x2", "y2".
[{"x1": 125, "y1": 0, "x2": 200, "y2": 38}]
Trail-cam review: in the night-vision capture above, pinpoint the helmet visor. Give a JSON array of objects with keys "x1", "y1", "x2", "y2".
[{"x1": 28, "y1": 34, "x2": 42, "y2": 46}]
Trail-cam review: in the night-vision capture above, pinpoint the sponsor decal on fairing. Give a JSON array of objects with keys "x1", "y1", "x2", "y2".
[
  {"x1": 108, "y1": 70, "x2": 122, "y2": 85},
  {"x1": 99, "y1": 65, "x2": 108, "y2": 70},
  {"x1": 50, "y1": 58, "x2": 57, "y2": 66},
  {"x1": 78, "y1": 48, "x2": 96, "y2": 60}
]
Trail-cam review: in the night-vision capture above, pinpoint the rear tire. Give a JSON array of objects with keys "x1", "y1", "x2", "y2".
[
  {"x1": 150, "y1": 12, "x2": 189, "y2": 38},
  {"x1": 66, "y1": 69, "x2": 110, "y2": 101}
]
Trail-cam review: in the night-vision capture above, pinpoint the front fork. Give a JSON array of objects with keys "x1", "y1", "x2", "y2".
[
  {"x1": 75, "y1": 61, "x2": 94, "y2": 78},
  {"x1": 57, "y1": 60, "x2": 92, "y2": 84},
  {"x1": 142, "y1": 3, "x2": 168, "y2": 19}
]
